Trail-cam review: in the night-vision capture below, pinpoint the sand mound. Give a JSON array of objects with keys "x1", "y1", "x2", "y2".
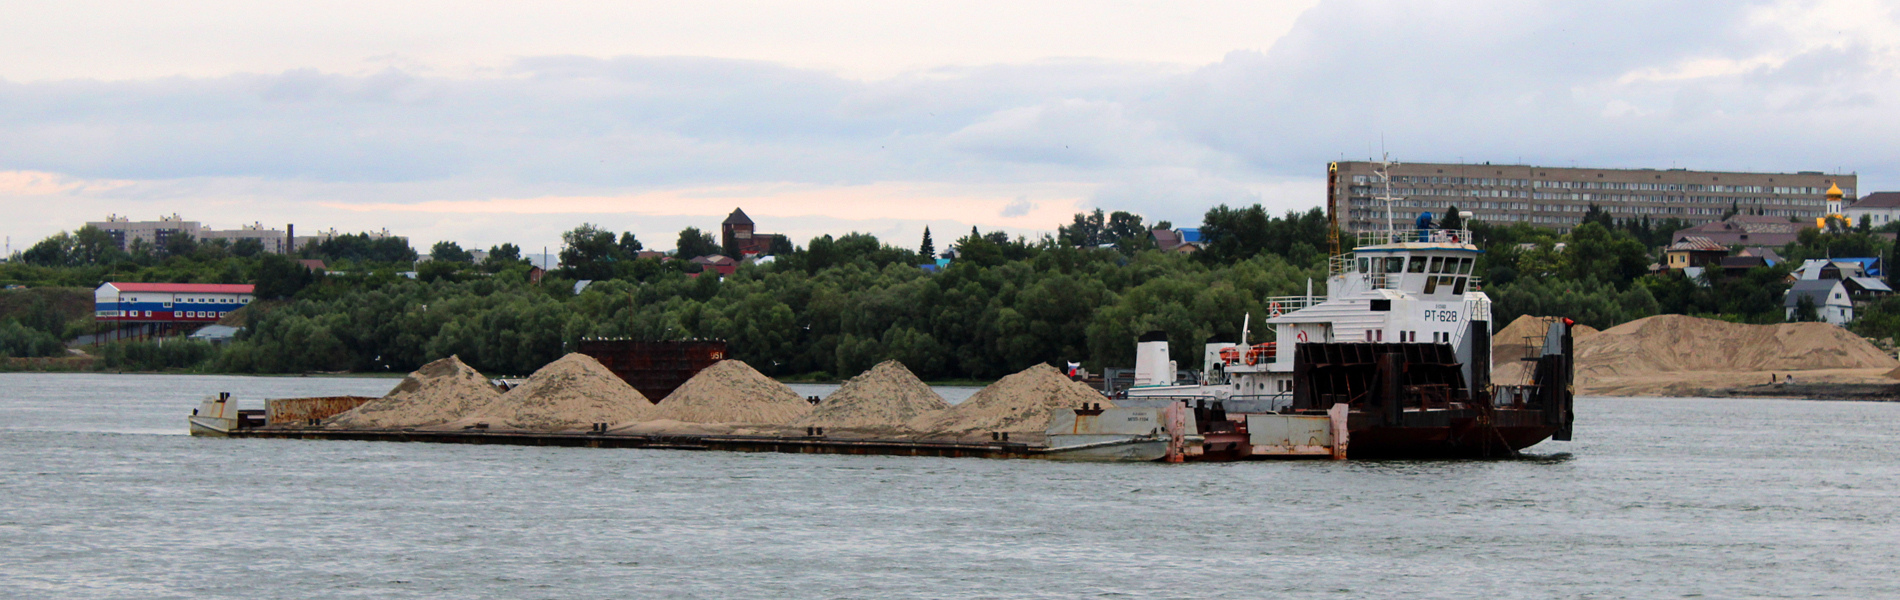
[
  {"x1": 1576, "y1": 315, "x2": 1897, "y2": 380},
  {"x1": 653, "y1": 360, "x2": 812, "y2": 424},
  {"x1": 1491, "y1": 315, "x2": 1599, "y2": 384},
  {"x1": 456, "y1": 353, "x2": 652, "y2": 431},
  {"x1": 329, "y1": 356, "x2": 502, "y2": 429},
  {"x1": 907, "y1": 363, "x2": 1111, "y2": 434},
  {"x1": 1492, "y1": 315, "x2": 1598, "y2": 365},
  {"x1": 793, "y1": 360, "x2": 948, "y2": 429}
]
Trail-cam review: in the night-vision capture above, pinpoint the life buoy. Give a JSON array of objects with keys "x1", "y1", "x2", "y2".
[{"x1": 1269, "y1": 301, "x2": 1284, "y2": 317}]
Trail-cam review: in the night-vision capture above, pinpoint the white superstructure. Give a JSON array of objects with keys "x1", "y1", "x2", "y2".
[{"x1": 1125, "y1": 227, "x2": 1493, "y2": 412}]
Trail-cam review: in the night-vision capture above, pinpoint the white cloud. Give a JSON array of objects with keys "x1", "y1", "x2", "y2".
[{"x1": 7, "y1": 0, "x2": 1900, "y2": 255}]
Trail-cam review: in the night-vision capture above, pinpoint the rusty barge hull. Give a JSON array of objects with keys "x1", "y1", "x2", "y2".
[{"x1": 216, "y1": 427, "x2": 1041, "y2": 459}]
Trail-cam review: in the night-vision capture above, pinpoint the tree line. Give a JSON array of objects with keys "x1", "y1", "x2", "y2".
[{"x1": 9, "y1": 201, "x2": 1900, "y2": 372}]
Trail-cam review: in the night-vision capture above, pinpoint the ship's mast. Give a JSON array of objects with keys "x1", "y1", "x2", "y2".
[{"x1": 1375, "y1": 154, "x2": 1400, "y2": 235}]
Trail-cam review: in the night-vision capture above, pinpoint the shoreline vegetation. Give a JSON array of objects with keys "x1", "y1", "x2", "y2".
[{"x1": 8, "y1": 206, "x2": 1900, "y2": 399}]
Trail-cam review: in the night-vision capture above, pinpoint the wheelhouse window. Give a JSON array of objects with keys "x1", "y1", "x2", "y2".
[{"x1": 1406, "y1": 257, "x2": 1426, "y2": 273}]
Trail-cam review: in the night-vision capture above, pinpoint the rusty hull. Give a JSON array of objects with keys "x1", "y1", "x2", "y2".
[{"x1": 265, "y1": 396, "x2": 375, "y2": 426}]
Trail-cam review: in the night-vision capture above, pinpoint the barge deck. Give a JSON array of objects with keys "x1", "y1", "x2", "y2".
[{"x1": 213, "y1": 426, "x2": 1045, "y2": 459}]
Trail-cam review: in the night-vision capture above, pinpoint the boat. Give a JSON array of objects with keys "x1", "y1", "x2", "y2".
[
  {"x1": 1114, "y1": 215, "x2": 1575, "y2": 459},
  {"x1": 187, "y1": 393, "x2": 265, "y2": 436}
]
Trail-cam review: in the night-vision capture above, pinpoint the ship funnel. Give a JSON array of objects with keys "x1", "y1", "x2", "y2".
[
  {"x1": 1134, "y1": 331, "x2": 1171, "y2": 387},
  {"x1": 1203, "y1": 336, "x2": 1237, "y2": 375}
]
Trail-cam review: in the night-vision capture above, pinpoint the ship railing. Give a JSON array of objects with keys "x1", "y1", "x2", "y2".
[
  {"x1": 1261, "y1": 295, "x2": 1319, "y2": 316},
  {"x1": 1328, "y1": 253, "x2": 1355, "y2": 275},
  {"x1": 1354, "y1": 228, "x2": 1474, "y2": 248}
]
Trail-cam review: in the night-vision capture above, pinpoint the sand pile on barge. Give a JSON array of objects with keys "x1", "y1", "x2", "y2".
[
  {"x1": 328, "y1": 356, "x2": 502, "y2": 429},
  {"x1": 908, "y1": 363, "x2": 1110, "y2": 434},
  {"x1": 792, "y1": 360, "x2": 948, "y2": 429},
  {"x1": 458, "y1": 353, "x2": 652, "y2": 431},
  {"x1": 652, "y1": 360, "x2": 812, "y2": 424}
]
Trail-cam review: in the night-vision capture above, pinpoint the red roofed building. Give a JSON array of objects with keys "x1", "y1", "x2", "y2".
[
  {"x1": 94, "y1": 282, "x2": 256, "y2": 323},
  {"x1": 691, "y1": 254, "x2": 739, "y2": 276}
]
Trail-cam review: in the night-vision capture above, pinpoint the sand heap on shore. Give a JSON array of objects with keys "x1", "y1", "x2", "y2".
[
  {"x1": 457, "y1": 353, "x2": 652, "y2": 431},
  {"x1": 908, "y1": 363, "x2": 1111, "y2": 434},
  {"x1": 329, "y1": 356, "x2": 502, "y2": 429},
  {"x1": 1577, "y1": 315, "x2": 1896, "y2": 379},
  {"x1": 652, "y1": 360, "x2": 813, "y2": 424},
  {"x1": 792, "y1": 360, "x2": 948, "y2": 429}
]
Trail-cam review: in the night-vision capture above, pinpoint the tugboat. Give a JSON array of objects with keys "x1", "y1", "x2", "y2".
[
  {"x1": 1115, "y1": 213, "x2": 1575, "y2": 459},
  {"x1": 187, "y1": 393, "x2": 265, "y2": 436}
]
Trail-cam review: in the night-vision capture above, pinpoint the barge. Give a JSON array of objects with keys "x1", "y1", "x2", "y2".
[{"x1": 188, "y1": 220, "x2": 1575, "y2": 462}]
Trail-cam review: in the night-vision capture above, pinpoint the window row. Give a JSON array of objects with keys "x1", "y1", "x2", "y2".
[{"x1": 1348, "y1": 174, "x2": 1852, "y2": 196}]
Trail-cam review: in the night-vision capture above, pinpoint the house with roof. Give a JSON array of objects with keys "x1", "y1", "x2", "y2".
[
  {"x1": 1672, "y1": 215, "x2": 1815, "y2": 248},
  {"x1": 691, "y1": 254, "x2": 739, "y2": 276},
  {"x1": 1845, "y1": 192, "x2": 1900, "y2": 228},
  {"x1": 1785, "y1": 279, "x2": 1855, "y2": 325},
  {"x1": 1665, "y1": 236, "x2": 1727, "y2": 271},
  {"x1": 1150, "y1": 227, "x2": 1204, "y2": 254},
  {"x1": 720, "y1": 208, "x2": 779, "y2": 256},
  {"x1": 1736, "y1": 247, "x2": 1783, "y2": 266},
  {"x1": 1789, "y1": 258, "x2": 1888, "y2": 295}
]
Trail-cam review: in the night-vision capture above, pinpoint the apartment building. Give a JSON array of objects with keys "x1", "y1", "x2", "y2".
[{"x1": 1327, "y1": 161, "x2": 1854, "y2": 233}]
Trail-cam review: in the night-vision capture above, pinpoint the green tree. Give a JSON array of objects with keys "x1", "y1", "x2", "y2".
[
  {"x1": 430, "y1": 241, "x2": 474, "y2": 263},
  {"x1": 1795, "y1": 295, "x2": 1819, "y2": 322},
  {"x1": 253, "y1": 253, "x2": 317, "y2": 300},
  {"x1": 0, "y1": 319, "x2": 65, "y2": 357},
  {"x1": 73, "y1": 226, "x2": 122, "y2": 265},
  {"x1": 676, "y1": 227, "x2": 720, "y2": 259},
  {"x1": 231, "y1": 238, "x2": 265, "y2": 258},
  {"x1": 21, "y1": 232, "x2": 75, "y2": 267},
  {"x1": 919, "y1": 227, "x2": 935, "y2": 258},
  {"x1": 558, "y1": 224, "x2": 623, "y2": 280},
  {"x1": 1441, "y1": 205, "x2": 1464, "y2": 230},
  {"x1": 162, "y1": 233, "x2": 198, "y2": 258}
]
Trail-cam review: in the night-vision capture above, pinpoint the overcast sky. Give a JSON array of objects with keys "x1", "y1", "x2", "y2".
[{"x1": 4, "y1": 0, "x2": 1898, "y2": 255}]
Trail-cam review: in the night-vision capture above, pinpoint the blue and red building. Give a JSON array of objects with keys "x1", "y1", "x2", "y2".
[{"x1": 94, "y1": 282, "x2": 256, "y2": 323}]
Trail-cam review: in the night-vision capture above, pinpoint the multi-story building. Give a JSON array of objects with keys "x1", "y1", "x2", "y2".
[
  {"x1": 88, "y1": 215, "x2": 290, "y2": 253},
  {"x1": 84, "y1": 216, "x2": 398, "y2": 254},
  {"x1": 88, "y1": 214, "x2": 206, "y2": 250},
  {"x1": 1327, "y1": 161, "x2": 1855, "y2": 233},
  {"x1": 200, "y1": 222, "x2": 291, "y2": 253}
]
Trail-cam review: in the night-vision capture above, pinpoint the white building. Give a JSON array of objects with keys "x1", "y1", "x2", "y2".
[
  {"x1": 1784, "y1": 279, "x2": 1854, "y2": 325},
  {"x1": 1845, "y1": 192, "x2": 1900, "y2": 228},
  {"x1": 94, "y1": 282, "x2": 256, "y2": 323}
]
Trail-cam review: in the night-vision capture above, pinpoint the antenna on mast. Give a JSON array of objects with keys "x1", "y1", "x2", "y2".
[{"x1": 1375, "y1": 153, "x2": 1401, "y2": 236}]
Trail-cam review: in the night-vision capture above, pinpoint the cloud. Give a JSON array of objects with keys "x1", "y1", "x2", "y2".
[
  {"x1": 1000, "y1": 196, "x2": 1035, "y2": 217},
  {"x1": 6, "y1": 0, "x2": 1900, "y2": 253}
]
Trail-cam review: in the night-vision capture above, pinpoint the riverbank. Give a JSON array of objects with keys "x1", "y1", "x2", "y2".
[
  {"x1": 1496, "y1": 314, "x2": 1900, "y2": 401},
  {"x1": 1580, "y1": 368, "x2": 1900, "y2": 400}
]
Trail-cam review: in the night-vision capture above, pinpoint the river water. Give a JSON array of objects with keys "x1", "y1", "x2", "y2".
[{"x1": 1, "y1": 373, "x2": 1896, "y2": 599}]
